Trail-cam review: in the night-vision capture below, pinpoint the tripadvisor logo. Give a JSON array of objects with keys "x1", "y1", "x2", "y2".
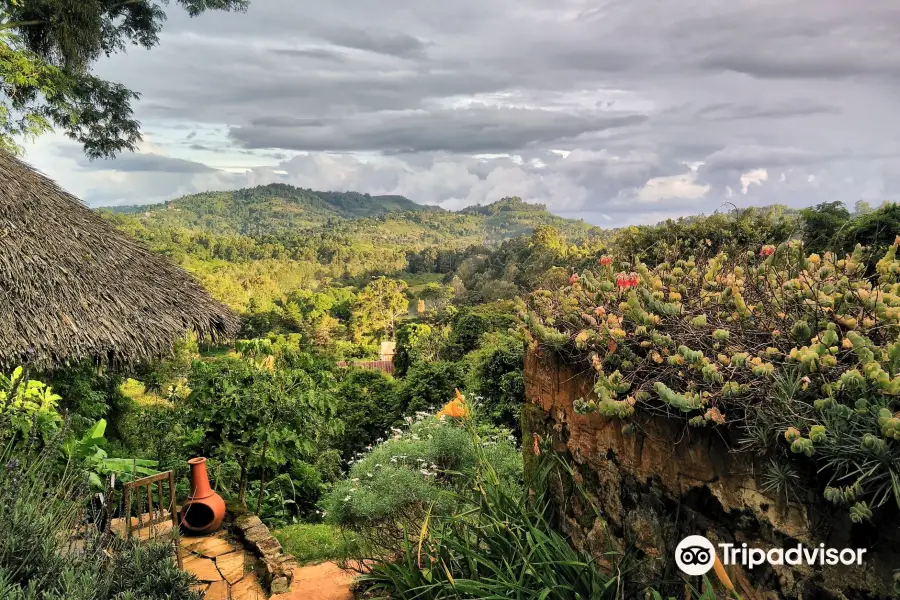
[
  {"x1": 675, "y1": 535, "x2": 716, "y2": 576},
  {"x1": 675, "y1": 535, "x2": 867, "y2": 578}
]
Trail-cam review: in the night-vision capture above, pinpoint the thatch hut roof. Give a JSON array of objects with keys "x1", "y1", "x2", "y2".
[{"x1": 0, "y1": 152, "x2": 239, "y2": 370}]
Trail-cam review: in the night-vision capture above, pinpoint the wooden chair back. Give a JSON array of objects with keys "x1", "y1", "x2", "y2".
[{"x1": 121, "y1": 470, "x2": 182, "y2": 568}]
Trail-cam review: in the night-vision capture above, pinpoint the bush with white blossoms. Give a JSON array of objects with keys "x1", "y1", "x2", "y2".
[{"x1": 323, "y1": 409, "x2": 521, "y2": 554}]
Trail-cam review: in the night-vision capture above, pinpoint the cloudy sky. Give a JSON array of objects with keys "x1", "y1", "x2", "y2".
[{"x1": 22, "y1": 0, "x2": 900, "y2": 226}]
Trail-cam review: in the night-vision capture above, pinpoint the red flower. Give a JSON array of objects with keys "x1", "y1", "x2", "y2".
[
  {"x1": 760, "y1": 245, "x2": 775, "y2": 257},
  {"x1": 599, "y1": 255, "x2": 613, "y2": 267},
  {"x1": 617, "y1": 272, "x2": 639, "y2": 288},
  {"x1": 570, "y1": 273, "x2": 580, "y2": 285}
]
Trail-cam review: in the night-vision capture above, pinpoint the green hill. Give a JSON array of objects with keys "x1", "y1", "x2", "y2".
[
  {"x1": 104, "y1": 185, "x2": 601, "y2": 246},
  {"x1": 98, "y1": 186, "x2": 607, "y2": 310},
  {"x1": 108, "y1": 184, "x2": 439, "y2": 237}
]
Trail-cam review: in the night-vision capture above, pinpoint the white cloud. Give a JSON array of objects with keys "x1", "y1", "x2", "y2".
[
  {"x1": 638, "y1": 170, "x2": 711, "y2": 202},
  {"x1": 740, "y1": 168, "x2": 768, "y2": 193}
]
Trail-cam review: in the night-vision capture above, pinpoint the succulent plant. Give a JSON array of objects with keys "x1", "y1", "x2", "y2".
[{"x1": 523, "y1": 242, "x2": 900, "y2": 521}]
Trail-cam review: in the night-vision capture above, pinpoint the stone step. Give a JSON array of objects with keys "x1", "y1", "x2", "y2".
[
  {"x1": 216, "y1": 551, "x2": 249, "y2": 585},
  {"x1": 204, "y1": 580, "x2": 231, "y2": 600},
  {"x1": 183, "y1": 555, "x2": 224, "y2": 582},
  {"x1": 231, "y1": 572, "x2": 265, "y2": 600}
]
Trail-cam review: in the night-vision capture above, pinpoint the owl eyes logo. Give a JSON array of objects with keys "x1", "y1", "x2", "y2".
[
  {"x1": 675, "y1": 535, "x2": 716, "y2": 576},
  {"x1": 680, "y1": 546, "x2": 711, "y2": 565}
]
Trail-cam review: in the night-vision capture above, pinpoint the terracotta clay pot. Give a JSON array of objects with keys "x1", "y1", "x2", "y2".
[{"x1": 179, "y1": 457, "x2": 225, "y2": 535}]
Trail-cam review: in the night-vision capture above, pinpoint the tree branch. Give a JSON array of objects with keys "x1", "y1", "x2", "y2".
[{"x1": 0, "y1": 20, "x2": 46, "y2": 31}]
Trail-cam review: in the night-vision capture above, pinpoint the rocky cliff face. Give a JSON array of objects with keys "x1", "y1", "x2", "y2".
[{"x1": 522, "y1": 346, "x2": 899, "y2": 599}]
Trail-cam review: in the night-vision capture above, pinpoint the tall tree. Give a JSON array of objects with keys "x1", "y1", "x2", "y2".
[
  {"x1": 799, "y1": 201, "x2": 851, "y2": 255},
  {"x1": 351, "y1": 277, "x2": 409, "y2": 343},
  {"x1": 0, "y1": 0, "x2": 249, "y2": 158}
]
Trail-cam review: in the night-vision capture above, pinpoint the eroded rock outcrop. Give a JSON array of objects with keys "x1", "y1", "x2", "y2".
[{"x1": 522, "y1": 347, "x2": 899, "y2": 598}]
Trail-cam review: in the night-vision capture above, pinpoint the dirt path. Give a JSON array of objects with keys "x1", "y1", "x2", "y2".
[{"x1": 270, "y1": 562, "x2": 356, "y2": 600}]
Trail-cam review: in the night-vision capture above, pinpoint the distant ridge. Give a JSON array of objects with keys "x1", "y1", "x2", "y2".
[
  {"x1": 459, "y1": 196, "x2": 548, "y2": 216},
  {"x1": 101, "y1": 186, "x2": 603, "y2": 245}
]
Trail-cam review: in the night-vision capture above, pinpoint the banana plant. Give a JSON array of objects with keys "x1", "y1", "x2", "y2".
[{"x1": 61, "y1": 419, "x2": 159, "y2": 489}]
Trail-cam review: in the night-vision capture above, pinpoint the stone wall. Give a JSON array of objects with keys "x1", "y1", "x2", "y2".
[
  {"x1": 522, "y1": 346, "x2": 899, "y2": 599},
  {"x1": 232, "y1": 513, "x2": 296, "y2": 595}
]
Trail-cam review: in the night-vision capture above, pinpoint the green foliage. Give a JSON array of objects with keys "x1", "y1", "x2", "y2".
[
  {"x1": 613, "y1": 206, "x2": 795, "y2": 266},
  {"x1": 393, "y1": 321, "x2": 450, "y2": 377},
  {"x1": 837, "y1": 203, "x2": 900, "y2": 267},
  {"x1": 525, "y1": 237, "x2": 900, "y2": 519},
  {"x1": 395, "y1": 360, "x2": 466, "y2": 415},
  {"x1": 179, "y1": 351, "x2": 341, "y2": 504},
  {"x1": 464, "y1": 331, "x2": 525, "y2": 433},
  {"x1": 48, "y1": 361, "x2": 130, "y2": 436},
  {"x1": 359, "y1": 429, "x2": 617, "y2": 600},
  {"x1": 324, "y1": 414, "x2": 521, "y2": 555},
  {"x1": 800, "y1": 202, "x2": 900, "y2": 269},
  {"x1": 332, "y1": 367, "x2": 402, "y2": 460},
  {"x1": 799, "y1": 201, "x2": 851, "y2": 255},
  {"x1": 1, "y1": 0, "x2": 248, "y2": 157},
  {"x1": 0, "y1": 366, "x2": 62, "y2": 448},
  {"x1": 394, "y1": 322, "x2": 431, "y2": 377},
  {"x1": 133, "y1": 335, "x2": 199, "y2": 394},
  {"x1": 61, "y1": 418, "x2": 159, "y2": 489},
  {"x1": 0, "y1": 446, "x2": 198, "y2": 600},
  {"x1": 447, "y1": 301, "x2": 518, "y2": 357},
  {"x1": 351, "y1": 277, "x2": 409, "y2": 343}
]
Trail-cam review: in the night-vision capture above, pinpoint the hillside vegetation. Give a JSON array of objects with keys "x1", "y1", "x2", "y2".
[
  {"x1": 106, "y1": 185, "x2": 600, "y2": 246},
  {"x1": 99, "y1": 187, "x2": 605, "y2": 311}
]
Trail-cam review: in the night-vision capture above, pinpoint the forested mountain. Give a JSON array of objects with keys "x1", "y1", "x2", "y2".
[
  {"x1": 108, "y1": 184, "x2": 436, "y2": 236},
  {"x1": 107, "y1": 184, "x2": 600, "y2": 243},
  {"x1": 98, "y1": 186, "x2": 606, "y2": 311}
]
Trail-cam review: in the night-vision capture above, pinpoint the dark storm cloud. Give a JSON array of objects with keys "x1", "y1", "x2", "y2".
[
  {"x1": 311, "y1": 27, "x2": 430, "y2": 58},
  {"x1": 74, "y1": 152, "x2": 218, "y2": 174},
  {"x1": 700, "y1": 53, "x2": 900, "y2": 80},
  {"x1": 695, "y1": 102, "x2": 841, "y2": 121},
  {"x1": 24, "y1": 0, "x2": 900, "y2": 223},
  {"x1": 230, "y1": 109, "x2": 648, "y2": 153},
  {"x1": 271, "y1": 47, "x2": 348, "y2": 63}
]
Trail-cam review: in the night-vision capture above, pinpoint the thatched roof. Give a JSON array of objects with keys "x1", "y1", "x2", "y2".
[{"x1": 0, "y1": 152, "x2": 239, "y2": 370}]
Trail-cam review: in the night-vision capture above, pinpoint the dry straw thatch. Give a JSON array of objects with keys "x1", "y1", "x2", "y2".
[{"x1": 0, "y1": 152, "x2": 239, "y2": 370}]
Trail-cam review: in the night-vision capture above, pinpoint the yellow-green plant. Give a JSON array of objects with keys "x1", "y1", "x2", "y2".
[{"x1": 523, "y1": 237, "x2": 900, "y2": 520}]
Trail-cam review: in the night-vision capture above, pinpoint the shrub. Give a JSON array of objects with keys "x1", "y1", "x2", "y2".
[
  {"x1": 333, "y1": 368, "x2": 402, "y2": 460},
  {"x1": 323, "y1": 413, "x2": 521, "y2": 554},
  {"x1": 612, "y1": 206, "x2": 796, "y2": 267},
  {"x1": 464, "y1": 331, "x2": 525, "y2": 433},
  {"x1": 0, "y1": 448, "x2": 198, "y2": 600},
  {"x1": 447, "y1": 301, "x2": 518, "y2": 358},
  {"x1": 0, "y1": 367, "x2": 62, "y2": 449},
  {"x1": 394, "y1": 360, "x2": 466, "y2": 415},
  {"x1": 359, "y1": 429, "x2": 619, "y2": 600},
  {"x1": 799, "y1": 201, "x2": 851, "y2": 255},
  {"x1": 393, "y1": 322, "x2": 451, "y2": 377},
  {"x1": 837, "y1": 202, "x2": 900, "y2": 267},
  {"x1": 524, "y1": 238, "x2": 900, "y2": 520},
  {"x1": 48, "y1": 361, "x2": 131, "y2": 437},
  {"x1": 393, "y1": 322, "x2": 431, "y2": 377},
  {"x1": 180, "y1": 353, "x2": 341, "y2": 505}
]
